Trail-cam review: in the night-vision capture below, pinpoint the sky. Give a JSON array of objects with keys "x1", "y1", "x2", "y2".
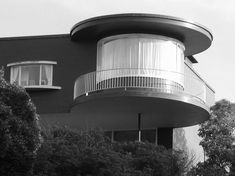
[{"x1": 0, "y1": 0, "x2": 234, "y2": 162}]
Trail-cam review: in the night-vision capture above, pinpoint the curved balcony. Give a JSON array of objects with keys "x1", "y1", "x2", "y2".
[
  {"x1": 72, "y1": 68, "x2": 214, "y2": 128},
  {"x1": 74, "y1": 68, "x2": 214, "y2": 107}
]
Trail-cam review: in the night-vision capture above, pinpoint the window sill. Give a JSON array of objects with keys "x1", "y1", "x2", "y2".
[{"x1": 24, "y1": 85, "x2": 62, "y2": 91}]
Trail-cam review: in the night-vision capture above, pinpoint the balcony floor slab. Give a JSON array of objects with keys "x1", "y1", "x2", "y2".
[{"x1": 71, "y1": 88, "x2": 209, "y2": 129}]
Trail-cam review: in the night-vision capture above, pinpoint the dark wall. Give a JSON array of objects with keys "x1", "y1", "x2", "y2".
[
  {"x1": 157, "y1": 128, "x2": 173, "y2": 149},
  {"x1": 0, "y1": 35, "x2": 97, "y2": 114}
]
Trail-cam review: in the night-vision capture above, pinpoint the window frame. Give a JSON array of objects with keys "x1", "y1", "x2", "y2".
[{"x1": 7, "y1": 61, "x2": 61, "y2": 90}]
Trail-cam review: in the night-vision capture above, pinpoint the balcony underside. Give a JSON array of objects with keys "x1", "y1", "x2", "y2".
[{"x1": 71, "y1": 88, "x2": 209, "y2": 129}]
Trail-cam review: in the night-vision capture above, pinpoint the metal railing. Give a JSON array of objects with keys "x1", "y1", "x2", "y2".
[{"x1": 74, "y1": 68, "x2": 215, "y2": 107}]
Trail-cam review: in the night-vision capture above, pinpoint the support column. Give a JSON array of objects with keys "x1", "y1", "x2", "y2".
[
  {"x1": 157, "y1": 128, "x2": 173, "y2": 149},
  {"x1": 155, "y1": 128, "x2": 158, "y2": 145},
  {"x1": 111, "y1": 131, "x2": 114, "y2": 142},
  {"x1": 138, "y1": 113, "x2": 141, "y2": 142}
]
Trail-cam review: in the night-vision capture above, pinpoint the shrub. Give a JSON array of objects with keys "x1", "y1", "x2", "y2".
[
  {"x1": 34, "y1": 127, "x2": 126, "y2": 176},
  {"x1": 34, "y1": 127, "x2": 188, "y2": 176},
  {"x1": 113, "y1": 141, "x2": 187, "y2": 176}
]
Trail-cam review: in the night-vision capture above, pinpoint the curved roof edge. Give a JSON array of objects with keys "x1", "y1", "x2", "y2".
[
  {"x1": 70, "y1": 13, "x2": 213, "y2": 56},
  {"x1": 71, "y1": 13, "x2": 213, "y2": 40}
]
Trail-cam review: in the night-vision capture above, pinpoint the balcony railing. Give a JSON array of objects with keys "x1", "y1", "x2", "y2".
[{"x1": 74, "y1": 68, "x2": 215, "y2": 108}]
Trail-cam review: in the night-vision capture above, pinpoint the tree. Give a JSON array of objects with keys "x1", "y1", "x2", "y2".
[
  {"x1": 0, "y1": 69, "x2": 41, "y2": 176},
  {"x1": 188, "y1": 99, "x2": 235, "y2": 176}
]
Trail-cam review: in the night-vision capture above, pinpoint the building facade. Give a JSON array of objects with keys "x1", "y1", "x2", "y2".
[{"x1": 0, "y1": 14, "x2": 215, "y2": 148}]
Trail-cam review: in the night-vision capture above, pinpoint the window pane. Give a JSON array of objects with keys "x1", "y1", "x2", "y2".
[
  {"x1": 21, "y1": 65, "x2": 40, "y2": 86},
  {"x1": 11, "y1": 66, "x2": 20, "y2": 84},
  {"x1": 108, "y1": 130, "x2": 156, "y2": 143},
  {"x1": 41, "y1": 65, "x2": 52, "y2": 85},
  {"x1": 141, "y1": 129, "x2": 156, "y2": 143}
]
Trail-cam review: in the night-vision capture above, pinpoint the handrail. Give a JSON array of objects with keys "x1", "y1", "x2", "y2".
[
  {"x1": 74, "y1": 68, "x2": 215, "y2": 107},
  {"x1": 184, "y1": 62, "x2": 215, "y2": 93}
]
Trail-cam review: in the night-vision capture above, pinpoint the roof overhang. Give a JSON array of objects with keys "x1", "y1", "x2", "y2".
[{"x1": 70, "y1": 13, "x2": 213, "y2": 56}]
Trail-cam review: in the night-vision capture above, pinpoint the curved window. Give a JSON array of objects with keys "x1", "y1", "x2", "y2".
[
  {"x1": 7, "y1": 61, "x2": 61, "y2": 89},
  {"x1": 97, "y1": 34, "x2": 185, "y2": 88}
]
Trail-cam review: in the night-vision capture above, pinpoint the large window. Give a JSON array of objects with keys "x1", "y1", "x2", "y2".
[
  {"x1": 7, "y1": 61, "x2": 60, "y2": 89},
  {"x1": 97, "y1": 34, "x2": 185, "y2": 87}
]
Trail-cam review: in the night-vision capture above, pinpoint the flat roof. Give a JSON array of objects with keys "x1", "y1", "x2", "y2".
[
  {"x1": 0, "y1": 34, "x2": 70, "y2": 41},
  {"x1": 71, "y1": 13, "x2": 213, "y2": 56}
]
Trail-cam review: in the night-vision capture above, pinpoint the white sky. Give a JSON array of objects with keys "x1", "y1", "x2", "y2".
[{"x1": 1, "y1": 0, "x2": 234, "y2": 162}]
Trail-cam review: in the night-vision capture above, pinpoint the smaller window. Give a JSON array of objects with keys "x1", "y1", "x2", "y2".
[{"x1": 7, "y1": 61, "x2": 61, "y2": 90}]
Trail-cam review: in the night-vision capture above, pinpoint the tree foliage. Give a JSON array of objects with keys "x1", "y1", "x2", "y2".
[
  {"x1": 0, "y1": 69, "x2": 41, "y2": 176},
  {"x1": 113, "y1": 141, "x2": 189, "y2": 176},
  {"x1": 34, "y1": 127, "x2": 189, "y2": 176},
  {"x1": 188, "y1": 99, "x2": 235, "y2": 176}
]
